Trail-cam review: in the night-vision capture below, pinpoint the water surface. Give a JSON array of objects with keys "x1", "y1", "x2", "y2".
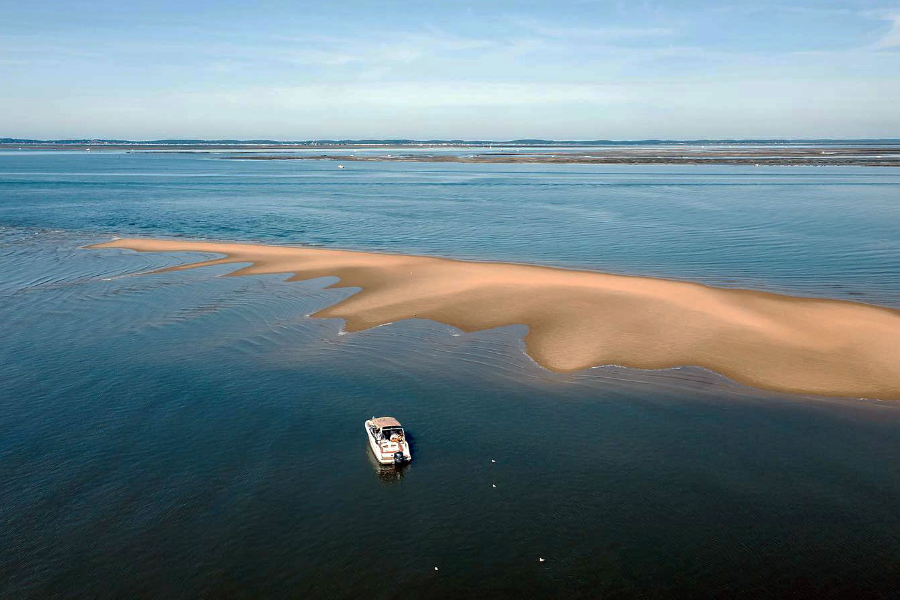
[{"x1": 2, "y1": 153, "x2": 900, "y2": 598}]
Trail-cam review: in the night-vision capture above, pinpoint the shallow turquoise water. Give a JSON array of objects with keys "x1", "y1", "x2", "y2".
[{"x1": 2, "y1": 153, "x2": 900, "y2": 599}]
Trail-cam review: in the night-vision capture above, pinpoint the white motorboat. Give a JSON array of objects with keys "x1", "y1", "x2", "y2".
[{"x1": 365, "y1": 416, "x2": 412, "y2": 465}]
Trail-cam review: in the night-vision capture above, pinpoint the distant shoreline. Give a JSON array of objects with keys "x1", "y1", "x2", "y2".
[
  {"x1": 4, "y1": 141, "x2": 900, "y2": 167},
  {"x1": 220, "y1": 149, "x2": 900, "y2": 167}
]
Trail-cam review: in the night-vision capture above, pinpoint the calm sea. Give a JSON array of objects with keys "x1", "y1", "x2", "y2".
[{"x1": 2, "y1": 151, "x2": 900, "y2": 599}]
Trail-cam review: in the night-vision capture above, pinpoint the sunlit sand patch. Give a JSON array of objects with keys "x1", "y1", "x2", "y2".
[{"x1": 87, "y1": 238, "x2": 900, "y2": 400}]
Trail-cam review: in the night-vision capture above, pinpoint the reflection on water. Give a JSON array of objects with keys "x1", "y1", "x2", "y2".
[{"x1": 368, "y1": 450, "x2": 411, "y2": 483}]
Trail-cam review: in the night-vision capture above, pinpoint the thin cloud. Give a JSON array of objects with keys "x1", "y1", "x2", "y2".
[
  {"x1": 510, "y1": 17, "x2": 674, "y2": 40},
  {"x1": 283, "y1": 49, "x2": 358, "y2": 66},
  {"x1": 532, "y1": 25, "x2": 674, "y2": 39},
  {"x1": 273, "y1": 30, "x2": 495, "y2": 66},
  {"x1": 874, "y1": 12, "x2": 900, "y2": 48}
]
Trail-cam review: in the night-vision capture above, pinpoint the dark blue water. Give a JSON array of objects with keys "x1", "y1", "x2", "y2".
[{"x1": 2, "y1": 152, "x2": 900, "y2": 599}]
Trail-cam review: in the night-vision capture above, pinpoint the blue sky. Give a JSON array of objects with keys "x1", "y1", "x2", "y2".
[{"x1": 1, "y1": 0, "x2": 898, "y2": 139}]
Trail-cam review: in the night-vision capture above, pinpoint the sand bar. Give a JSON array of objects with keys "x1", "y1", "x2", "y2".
[
  {"x1": 221, "y1": 145, "x2": 900, "y2": 167},
  {"x1": 88, "y1": 238, "x2": 900, "y2": 399}
]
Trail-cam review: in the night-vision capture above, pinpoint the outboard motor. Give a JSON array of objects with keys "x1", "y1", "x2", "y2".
[{"x1": 393, "y1": 451, "x2": 405, "y2": 464}]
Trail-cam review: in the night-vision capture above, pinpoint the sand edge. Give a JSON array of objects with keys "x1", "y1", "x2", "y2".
[{"x1": 86, "y1": 237, "x2": 900, "y2": 400}]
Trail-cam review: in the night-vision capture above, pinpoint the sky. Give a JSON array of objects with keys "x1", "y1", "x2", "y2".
[{"x1": 1, "y1": 0, "x2": 898, "y2": 140}]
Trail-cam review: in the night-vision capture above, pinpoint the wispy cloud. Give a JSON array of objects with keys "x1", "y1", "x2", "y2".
[
  {"x1": 273, "y1": 30, "x2": 495, "y2": 67},
  {"x1": 3, "y1": 2, "x2": 898, "y2": 138},
  {"x1": 239, "y1": 81, "x2": 631, "y2": 108},
  {"x1": 532, "y1": 25, "x2": 674, "y2": 39},
  {"x1": 510, "y1": 17, "x2": 674, "y2": 40},
  {"x1": 283, "y1": 49, "x2": 359, "y2": 66},
  {"x1": 874, "y1": 12, "x2": 900, "y2": 48},
  {"x1": 16, "y1": 76, "x2": 897, "y2": 140}
]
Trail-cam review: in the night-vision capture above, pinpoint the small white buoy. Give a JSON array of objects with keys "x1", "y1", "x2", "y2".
[
  {"x1": 491, "y1": 459, "x2": 496, "y2": 463},
  {"x1": 434, "y1": 566, "x2": 439, "y2": 571},
  {"x1": 492, "y1": 484, "x2": 497, "y2": 488},
  {"x1": 539, "y1": 558, "x2": 545, "y2": 562}
]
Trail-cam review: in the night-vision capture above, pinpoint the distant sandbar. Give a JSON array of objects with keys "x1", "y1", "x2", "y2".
[
  {"x1": 221, "y1": 146, "x2": 900, "y2": 167},
  {"x1": 88, "y1": 238, "x2": 900, "y2": 399}
]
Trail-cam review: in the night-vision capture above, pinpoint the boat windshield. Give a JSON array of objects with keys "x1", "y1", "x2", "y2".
[{"x1": 379, "y1": 427, "x2": 404, "y2": 439}]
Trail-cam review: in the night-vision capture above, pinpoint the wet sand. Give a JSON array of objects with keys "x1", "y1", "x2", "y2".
[
  {"x1": 6, "y1": 141, "x2": 900, "y2": 166},
  {"x1": 223, "y1": 146, "x2": 900, "y2": 167},
  {"x1": 88, "y1": 238, "x2": 900, "y2": 399}
]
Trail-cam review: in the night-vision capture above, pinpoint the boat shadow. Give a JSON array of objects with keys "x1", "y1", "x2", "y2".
[{"x1": 365, "y1": 443, "x2": 412, "y2": 483}]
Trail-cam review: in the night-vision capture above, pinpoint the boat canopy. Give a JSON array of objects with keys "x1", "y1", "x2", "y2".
[{"x1": 371, "y1": 416, "x2": 402, "y2": 428}]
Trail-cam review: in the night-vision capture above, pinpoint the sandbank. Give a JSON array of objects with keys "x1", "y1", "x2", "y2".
[{"x1": 87, "y1": 238, "x2": 900, "y2": 399}]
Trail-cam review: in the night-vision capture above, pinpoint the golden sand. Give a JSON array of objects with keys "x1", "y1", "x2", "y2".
[{"x1": 87, "y1": 238, "x2": 900, "y2": 399}]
